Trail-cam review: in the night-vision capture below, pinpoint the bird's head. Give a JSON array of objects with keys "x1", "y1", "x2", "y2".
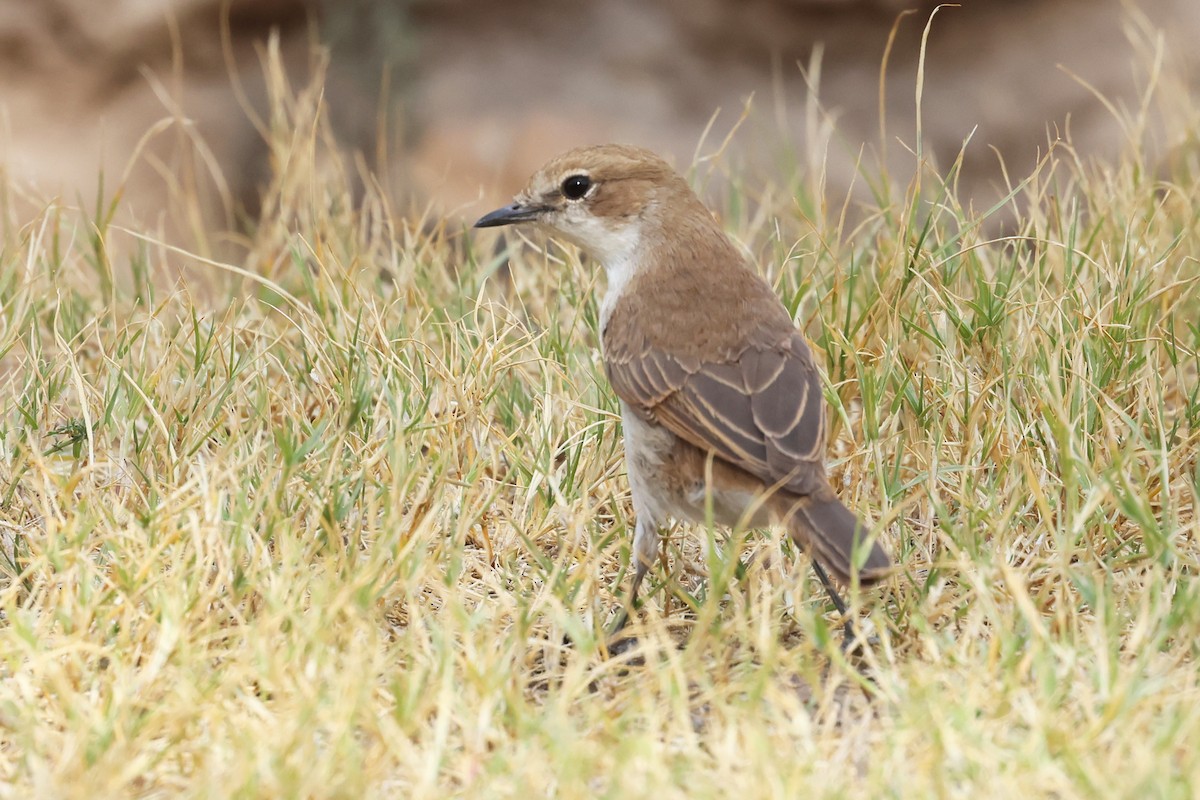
[{"x1": 473, "y1": 144, "x2": 704, "y2": 267}]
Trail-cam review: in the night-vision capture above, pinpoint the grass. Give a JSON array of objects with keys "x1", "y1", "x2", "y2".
[{"x1": 1, "y1": 44, "x2": 1199, "y2": 799}]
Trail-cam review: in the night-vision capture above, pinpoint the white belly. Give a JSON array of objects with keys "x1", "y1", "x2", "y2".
[
  {"x1": 619, "y1": 403, "x2": 772, "y2": 530},
  {"x1": 620, "y1": 404, "x2": 685, "y2": 524}
]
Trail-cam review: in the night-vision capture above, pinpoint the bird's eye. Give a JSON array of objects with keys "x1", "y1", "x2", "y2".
[{"x1": 561, "y1": 174, "x2": 592, "y2": 200}]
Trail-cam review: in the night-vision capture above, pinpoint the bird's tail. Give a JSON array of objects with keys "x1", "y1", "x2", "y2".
[{"x1": 786, "y1": 494, "x2": 891, "y2": 585}]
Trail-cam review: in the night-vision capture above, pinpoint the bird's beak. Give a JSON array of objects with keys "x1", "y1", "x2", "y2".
[{"x1": 473, "y1": 202, "x2": 542, "y2": 228}]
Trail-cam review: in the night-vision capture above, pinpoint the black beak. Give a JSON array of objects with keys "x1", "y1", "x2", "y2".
[{"x1": 473, "y1": 202, "x2": 541, "y2": 228}]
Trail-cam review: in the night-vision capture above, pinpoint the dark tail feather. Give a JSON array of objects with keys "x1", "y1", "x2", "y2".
[{"x1": 789, "y1": 496, "x2": 891, "y2": 585}]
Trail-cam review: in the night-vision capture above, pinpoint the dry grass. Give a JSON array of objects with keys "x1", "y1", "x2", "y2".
[{"x1": 1, "y1": 40, "x2": 1199, "y2": 800}]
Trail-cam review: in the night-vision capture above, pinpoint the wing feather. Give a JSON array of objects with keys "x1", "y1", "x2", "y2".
[{"x1": 606, "y1": 325, "x2": 828, "y2": 497}]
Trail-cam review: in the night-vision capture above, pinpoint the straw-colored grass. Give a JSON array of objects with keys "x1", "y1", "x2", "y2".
[{"x1": 1, "y1": 36, "x2": 1198, "y2": 800}]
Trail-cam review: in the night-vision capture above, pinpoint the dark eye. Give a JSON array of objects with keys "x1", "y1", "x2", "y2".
[{"x1": 561, "y1": 174, "x2": 592, "y2": 200}]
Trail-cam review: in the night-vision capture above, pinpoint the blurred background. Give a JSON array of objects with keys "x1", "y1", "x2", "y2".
[{"x1": 1, "y1": 0, "x2": 1198, "y2": 248}]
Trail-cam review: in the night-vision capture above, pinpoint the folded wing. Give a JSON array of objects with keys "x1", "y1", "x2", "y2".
[{"x1": 605, "y1": 331, "x2": 829, "y2": 497}]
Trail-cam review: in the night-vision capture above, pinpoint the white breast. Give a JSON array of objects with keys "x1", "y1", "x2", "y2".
[{"x1": 599, "y1": 250, "x2": 638, "y2": 329}]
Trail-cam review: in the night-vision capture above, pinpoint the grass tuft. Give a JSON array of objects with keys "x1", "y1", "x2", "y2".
[{"x1": 1, "y1": 39, "x2": 1199, "y2": 799}]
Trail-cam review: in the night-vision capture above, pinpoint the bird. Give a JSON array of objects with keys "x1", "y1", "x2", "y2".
[{"x1": 474, "y1": 144, "x2": 891, "y2": 646}]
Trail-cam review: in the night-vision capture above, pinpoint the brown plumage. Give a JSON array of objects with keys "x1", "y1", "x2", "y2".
[{"x1": 475, "y1": 144, "x2": 892, "y2": 641}]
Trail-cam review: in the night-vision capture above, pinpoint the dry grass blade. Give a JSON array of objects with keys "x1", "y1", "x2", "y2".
[{"x1": 1, "y1": 33, "x2": 1199, "y2": 800}]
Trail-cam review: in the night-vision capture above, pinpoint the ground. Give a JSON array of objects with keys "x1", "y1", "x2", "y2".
[{"x1": 0, "y1": 42, "x2": 1198, "y2": 800}]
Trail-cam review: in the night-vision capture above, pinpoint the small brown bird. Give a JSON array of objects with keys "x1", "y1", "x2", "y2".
[{"x1": 475, "y1": 144, "x2": 891, "y2": 642}]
